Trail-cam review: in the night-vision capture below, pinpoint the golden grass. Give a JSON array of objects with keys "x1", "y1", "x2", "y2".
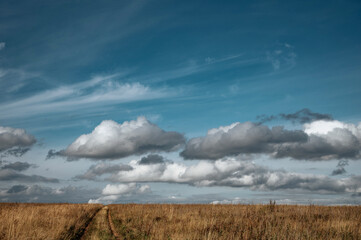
[
  {"x1": 1, "y1": 203, "x2": 360, "y2": 239},
  {"x1": 108, "y1": 203, "x2": 361, "y2": 240},
  {"x1": 82, "y1": 206, "x2": 116, "y2": 240},
  {"x1": 0, "y1": 203, "x2": 102, "y2": 240}
]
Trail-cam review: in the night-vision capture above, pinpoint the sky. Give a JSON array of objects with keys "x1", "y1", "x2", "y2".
[{"x1": 0, "y1": 0, "x2": 361, "y2": 204}]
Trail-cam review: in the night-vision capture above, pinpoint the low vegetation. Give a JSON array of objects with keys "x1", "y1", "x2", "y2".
[
  {"x1": 1, "y1": 203, "x2": 360, "y2": 239},
  {"x1": 109, "y1": 203, "x2": 361, "y2": 240},
  {"x1": 0, "y1": 203, "x2": 102, "y2": 240},
  {"x1": 81, "y1": 206, "x2": 116, "y2": 240}
]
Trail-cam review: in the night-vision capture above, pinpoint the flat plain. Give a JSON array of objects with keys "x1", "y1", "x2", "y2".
[
  {"x1": 0, "y1": 203, "x2": 102, "y2": 240},
  {"x1": 1, "y1": 203, "x2": 360, "y2": 240}
]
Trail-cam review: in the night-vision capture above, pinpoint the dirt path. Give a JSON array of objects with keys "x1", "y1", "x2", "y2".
[
  {"x1": 80, "y1": 206, "x2": 119, "y2": 240},
  {"x1": 107, "y1": 207, "x2": 121, "y2": 240}
]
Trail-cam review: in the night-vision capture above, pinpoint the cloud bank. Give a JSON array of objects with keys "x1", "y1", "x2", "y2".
[
  {"x1": 180, "y1": 121, "x2": 307, "y2": 160},
  {"x1": 80, "y1": 157, "x2": 361, "y2": 195},
  {"x1": 55, "y1": 117, "x2": 185, "y2": 160},
  {"x1": 181, "y1": 120, "x2": 361, "y2": 160}
]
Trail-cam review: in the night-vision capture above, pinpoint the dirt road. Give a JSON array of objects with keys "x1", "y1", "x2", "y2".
[{"x1": 80, "y1": 206, "x2": 120, "y2": 240}]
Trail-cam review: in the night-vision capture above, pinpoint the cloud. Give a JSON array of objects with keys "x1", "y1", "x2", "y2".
[
  {"x1": 332, "y1": 160, "x2": 349, "y2": 176},
  {"x1": 88, "y1": 183, "x2": 151, "y2": 204},
  {"x1": 257, "y1": 108, "x2": 333, "y2": 124},
  {"x1": 1, "y1": 161, "x2": 34, "y2": 171},
  {"x1": 0, "y1": 169, "x2": 58, "y2": 183},
  {"x1": 46, "y1": 149, "x2": 63, "y2": 160},
  {"x1": 139, "y1": 154, "x2": 165, "y2": 165},
  {"x1": 6, "y1": 185, "x2": 28, "y2": 193},
  {"x1": 211, "y1": 196, "x2": 361, "y2": 205},
  {"x1": 331, "y1": 168, "x2": 347, "y2": 176},
  {"x1": 275, "y1": 120, "x2": 361, "y2": 160},
  {"x1": 55, "y1": 117, "x2": 185, "y2": 160},
  {"x1": 181, "y1": 122, "x2": 307, "y2": 160},
  {"x1": 0, "y1": 73, "x2": 172, "y2": 120},
  {"x1": 0, "y1": 126, "x2": 36, "y2": 153},
  {"x1": 205, "y1": 57, "x2": 215, "y2": 63},
  {"x1": 0, "y1": 184, "x2": 98, "y2": 203},
  {"x1": 101, "y1": 157, "x2": 361, "y2": 195},
  {"x1": 1, "y1": 147, "x2": 31, "y2": 158},
  {"x1": 0, "y1": 68, "x2": 40, "y2": 90},
  {"x1": 102, "y1": 183, "x2": 150, "y2": 195},
  {"x1": 0, "y1": 42, "x2": 5, "y2": 50},
  {"x1": 74, "y1": 162, "x2": 133, "y2": 180},
  {"x1": 266, "y1": 43, "x2": 297, "y2": 70},
  {"x1": 280, "y1": 109, "x2": 333, "y2": 124},
  {"x1": 181, "y1": 120, "x2": 361, "y2": 161}
]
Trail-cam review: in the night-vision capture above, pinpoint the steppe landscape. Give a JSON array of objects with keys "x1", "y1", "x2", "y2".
[
  {"x1": 1, "y1": 1, "x2": 361, "y2": 240},
  {"x1": 1, "y1": 203, "x2": 361, "y2": 240}
]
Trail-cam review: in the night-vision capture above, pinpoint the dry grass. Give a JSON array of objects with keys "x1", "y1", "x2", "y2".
[
  {"x1": 0, "y1": 203, "x2": 102, "y2": 240},
  {"x1": 109, "y1": 203, "x2": 361, "y2": 240},
  {"x1": 82, "y1": 206, "x2": 116, "y2": 240},
  {"x1": 1, "y1": 203, "x2": 360, "y2": 239}
]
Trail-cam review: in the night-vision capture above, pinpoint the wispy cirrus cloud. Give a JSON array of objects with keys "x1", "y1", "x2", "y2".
[
  {"x1": 0, "y1": 52, "x2": 267, "y2": 123},
  {"x1": 141, "y1": 53, "x2": 258, "y2": 84},
  {"x1": 0, "y1": 73, "x2": 173, "y2": 119},
  {"x1": 0, "y1": 68, "x2": 42, "y2": 94},
  {"x1": 266, "y1": 43, "x2": 297, "y2": 71}
]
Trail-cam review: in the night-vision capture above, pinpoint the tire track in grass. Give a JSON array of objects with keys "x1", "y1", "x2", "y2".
[
  {"x1": 80, "y1": 206, "x2": 119, "y2": 240},
  {"x1": 78, "y1": 208, "x2": 100, "y2": 240},
  {"x1": 71, "y1": 206, "x2": 102, "y2": 240},
  {"x1": 107, "y1": 207, "x2": 121, "y2": 240}
]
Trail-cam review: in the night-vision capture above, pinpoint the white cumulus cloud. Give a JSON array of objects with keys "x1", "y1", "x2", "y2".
[
  {"x1": 60, "y1": 117, "x2": 185, "y2": 160},
  {"x1": 89, "y1": 183, "x2": 151, "y2": 204}
]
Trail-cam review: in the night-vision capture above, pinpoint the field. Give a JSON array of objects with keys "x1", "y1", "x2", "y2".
[
  {"x1": 1, "y1": 203, "x2": 361, "y2": 240},
  {"x1": 0, "y1": 203, "x2": 102, "y2": 240},
  {"x1": 108, "y1": 204, "x2": 361, "y2": 240}
]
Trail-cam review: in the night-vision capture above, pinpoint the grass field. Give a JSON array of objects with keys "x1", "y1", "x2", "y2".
[
  {"x1": 108, "y1": 204, "x2": 361, "y2": 240},
  {"x1": 0, "y1": 203, "x2": 102, "y2": 240},
  {"x1": 1, "y1": 203, "x2": 361, "y2": 239}
]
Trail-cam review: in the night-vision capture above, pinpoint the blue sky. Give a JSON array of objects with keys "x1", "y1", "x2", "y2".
[{"x1": 0, "y1": 0, "x2": 361, "y2": 204}]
